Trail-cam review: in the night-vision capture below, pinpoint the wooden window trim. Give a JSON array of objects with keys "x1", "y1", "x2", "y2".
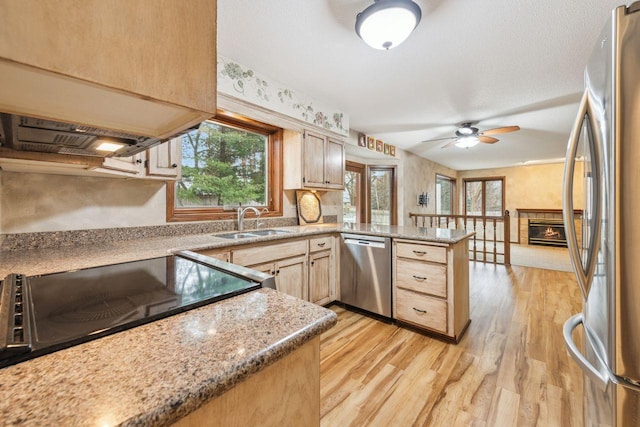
[
  {"x1": 167, "y1": 110, "x2": 283, "y2": 222},
  {"x1": 367, "y1": 165, "x2": 398, "y2": 225},
  {"x1": 345, "y1": 160, "x2": 367, "y2": 223},
  {"x1": 435, "y1": 173, "x2": 457, "y2": 215},
  {"x1": 463, "y1": 176, "x2": 505, "y2": 217}
]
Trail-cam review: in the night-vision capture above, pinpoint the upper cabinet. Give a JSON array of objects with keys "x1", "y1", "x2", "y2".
[
  {"x1": 283, "y1": 129, "x2": 345, "y2": 191},
  {"x1": 0, "y1": 0, "x2": 217, "y2": 139}
]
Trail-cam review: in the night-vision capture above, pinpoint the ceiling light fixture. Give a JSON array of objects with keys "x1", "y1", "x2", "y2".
[
  {"x1": 355, "y1": 0, "x2": 422, "y2": 50},
  {"x1": 455, "y1": 136, "x2": 480, "y2": 148}
]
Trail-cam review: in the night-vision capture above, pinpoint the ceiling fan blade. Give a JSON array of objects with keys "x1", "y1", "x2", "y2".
[
  {"x1": 480, "y1": 125, "x2": 520, "y2": 136},
  {"x1": 421, "y1": 136, "x2": 457, "y2": 143},
  {"x1": 441, "y1": 139, "x2": 460, "y2": 149},
  {"x1": 479, "y1": 136, "x2": 499, "y2": 144}
]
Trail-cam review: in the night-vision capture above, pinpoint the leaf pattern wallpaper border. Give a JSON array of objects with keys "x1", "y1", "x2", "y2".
[{"x1": 218, "y1": 56, "x2": 349, "y2": 136}]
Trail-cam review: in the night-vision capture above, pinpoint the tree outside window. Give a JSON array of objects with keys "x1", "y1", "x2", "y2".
[
  {"x1": 464, "y1": 177, "x2": 504, "y2": 217},
  {"x1": 436, "y1": 174, "x2": 456, "y2": 215},
  {"x1": 177, "y1": 121, "x2": 267, "y2": 208}
]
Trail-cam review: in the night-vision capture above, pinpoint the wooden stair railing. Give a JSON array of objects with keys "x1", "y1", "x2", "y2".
[{"x1": 409, "y1": 211, "x2": 511, "y2": 265}]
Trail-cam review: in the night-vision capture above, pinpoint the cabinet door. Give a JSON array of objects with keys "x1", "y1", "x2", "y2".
[
  {"x1": 146, "y1": 138, "x2": 181, "y2": 179},
  {"x1": 303, "y1": 131, "x2": 326, "y2": 188},
  {"x1": 247, "y1": 262, "x2": 275, "y2": 275},
  {"x1": 99, "y1": 153, "x2": 145, "y2": 176},
  {"x1": 275, "y1": 255, "x2": 308, "y2": 300},
  {"x1": 324, "y1": 138, "x2": 345, "y2": 189},
  {"x1": 309, "y1": 250, "x2": 332, "y2": 305}
]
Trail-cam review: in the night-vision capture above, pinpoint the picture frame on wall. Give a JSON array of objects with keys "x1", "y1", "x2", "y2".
[
  {"x1": 358, "y1": 133, "x2": 367, "y2": 147},
  {"x1": 367, "y1": 136, "x2": 375, "y2": 150},
  {"x1": 384, "y1": 143, "x2": 390, "y2": 155},
  {"x1": 376, "y1": 139, "x2": 384, "y2": 152},
  {"x1": 390, "y1": 145, "x2": 396, "y2": 156}
]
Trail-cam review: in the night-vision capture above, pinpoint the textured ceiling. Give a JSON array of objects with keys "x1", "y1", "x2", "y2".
[{"x1": 218, "y1": 0, "x2": 625, "y2": 170}]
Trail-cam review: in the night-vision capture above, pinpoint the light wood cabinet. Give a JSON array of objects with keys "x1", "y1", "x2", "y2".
[
  {"x1": 232, "y1": 240, "x2": 309, "y2": 301},
  {"x1": 392, "y1": 239, "x2": 470, "y2": 342},
  {"x1": 197, "y1": 249, "x2": 231, "y2": 263},
  {"x1": 146, "y1": 137, "x2": 182, "y2": 179},
  {"x1": 0, "y1": 139, "x2": 182, "y2": 180},
  {"x1": 308, "y1": 235, "x2": 335, "y2": 306},
  {"x1": 173, "y1": 337, "x2": 320, "y2": 427},
  {"x1": 0, "y1": 0, "x2": 216, "y2": 139},
  {"x1": 283, "y1": 129, "x2": 345, "y2": 190}
]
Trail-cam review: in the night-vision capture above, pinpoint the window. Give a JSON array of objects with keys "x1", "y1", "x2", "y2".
[
  {"x1": 368, "y1": 166, "x2": 397, "y2": 226},
  {"x1": 167, "y1": 111, "x2": 283, "y2": 221},
  {"x1": 436, "y1": 174, "x2": 456, "y2": 215},
  {"x1": 464, "y1": 177, "x2": 504, "y2": 217},
  {"x1": 343, "y1": 161, "x2": 366, "y2": 223}
]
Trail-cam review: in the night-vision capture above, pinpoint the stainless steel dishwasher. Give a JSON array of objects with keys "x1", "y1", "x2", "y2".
[{"x1": 340, "y1": 233, "x2": 392, "y2": 318}]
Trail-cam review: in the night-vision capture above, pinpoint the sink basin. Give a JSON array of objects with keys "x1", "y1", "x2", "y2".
[
  {"x1": 249, "y1": 229, "x2": 292, "y2": 236},
  {"x1": 216, "y1": 232, "x2": 259, "y2": 240},
  {"x1": 215, "y1": 229, "x2": 292, "y2": 239}
]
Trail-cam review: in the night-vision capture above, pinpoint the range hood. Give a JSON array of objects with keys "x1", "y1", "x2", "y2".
[{"x1": 0, "y1": 113, "x2": 193, "y2": 158}]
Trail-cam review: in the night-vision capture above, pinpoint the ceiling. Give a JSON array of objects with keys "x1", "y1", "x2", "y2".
[{"x1": 218, "y1": 0, "x2": 624, "y2": 170}]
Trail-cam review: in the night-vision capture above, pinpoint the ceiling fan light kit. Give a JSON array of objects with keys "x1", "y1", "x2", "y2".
[
  {"x1": 355, "y1": 0, "x2": 422, "y2": 50},
  {"x1": 455, "y1": 136, "x2": 480, "y2": 148},
  {"x1": 422, "y1": 123, "x2": 521, "y2": 148}
]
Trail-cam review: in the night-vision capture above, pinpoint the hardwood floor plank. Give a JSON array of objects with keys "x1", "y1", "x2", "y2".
[{"x1": 320, "y1": 262, "x2": 584, "y2": 426}]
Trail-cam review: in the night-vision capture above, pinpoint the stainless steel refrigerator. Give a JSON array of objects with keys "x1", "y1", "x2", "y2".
[{"x1": 562, "y1": 2, "x2": 640, "y2": 425}]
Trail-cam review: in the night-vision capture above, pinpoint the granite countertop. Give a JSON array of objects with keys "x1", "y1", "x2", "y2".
[
  {"x1": 0, "y1": 223, "x2": 473, "y2": 277},
  {"x1": 0, "y1": 289, "x2": 337, "y2": 426},
  {"x1": 0, "y1": 222, "x2": 471, "y2": 426}
]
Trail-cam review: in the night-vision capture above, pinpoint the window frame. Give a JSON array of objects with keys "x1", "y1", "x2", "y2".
[
  {"x1": 463, "y1": 176, "x2": 505, "y2": 217},
  {"x1": 435, "y1": 173, "x2": 457, "y2": 215},
  {"x1": 166, "y1": 110, "x2": 283, "y2": 222}
]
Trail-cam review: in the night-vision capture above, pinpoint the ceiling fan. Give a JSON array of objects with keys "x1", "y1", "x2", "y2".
[{"x1": 422, "y1": 122, "x2": 520, "y2": 148}]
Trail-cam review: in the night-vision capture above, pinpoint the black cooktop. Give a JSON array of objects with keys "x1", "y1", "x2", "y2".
[{"x1": 0, "y1": 251, "x2": 271, "y2": 368}]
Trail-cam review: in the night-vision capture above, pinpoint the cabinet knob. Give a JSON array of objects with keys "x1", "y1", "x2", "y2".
[
  {"x1": 412, "y1": 307, "x2": 428, "y2": 314},
  {"x1": 135, "y1": 159, "x2": 142, "y2": 164},
  {"x1": 413, "y1": 250, "x2": 427, "y2": 256},
  {"x1": 311, "y1": 261, "x2": 315, "y2": 266},
  {"x1": 171, "y1": 163, "x2": 178, "y2": 168},
  {"x1": 412, "y1": 275, "x2": 427, "y2": 281}
]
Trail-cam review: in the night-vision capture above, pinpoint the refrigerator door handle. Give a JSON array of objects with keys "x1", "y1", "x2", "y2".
[
  {"x1": 563, "y1": 313, "x2": 609, "y2": 391},
  {"x1": 563, "y1": 89, "x2": 602, "y2": 300}
]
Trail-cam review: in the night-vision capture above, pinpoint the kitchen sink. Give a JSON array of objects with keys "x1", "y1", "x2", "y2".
[
  {"x1": 215, "y1": 229, "x2": 292, "y2": 239},
  {"x1": 216, "y1": 232, "x2": 260, "y2": 240},
  {"x1": 249, "y1": 229, "x2": 292, "y2": 236}
]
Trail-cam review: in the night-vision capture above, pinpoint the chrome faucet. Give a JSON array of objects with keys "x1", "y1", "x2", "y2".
[
  {"x1": 256, "y1": 208, "x2": 269, "y2": 229},
  {"x1": 237, "y1": 206, "x2": 260, "y2": 231}
]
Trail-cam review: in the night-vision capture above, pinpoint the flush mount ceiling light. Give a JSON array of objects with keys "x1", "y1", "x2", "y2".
[{"x1": 355, "y1": 0, "x2": 422, "y2": 50}]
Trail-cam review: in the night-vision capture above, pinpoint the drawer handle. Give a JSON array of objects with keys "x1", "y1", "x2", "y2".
[
  {"x1": 413, "y1": 250, "x2": 427, "y2": 256},
  {"x1": 317, "y1": 243, "x2": 326, "y2": 247},
  {"x1": 413, "y1": 307, "x2": 428, "y2": 314},
  {"x1": 412, "y1": 275, "x2": 427, "y2": 281}
]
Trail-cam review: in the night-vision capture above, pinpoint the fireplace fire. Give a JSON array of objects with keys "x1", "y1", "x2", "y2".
[{"x1": 528, "y1": 219, "x2": 567, "y2": 247}]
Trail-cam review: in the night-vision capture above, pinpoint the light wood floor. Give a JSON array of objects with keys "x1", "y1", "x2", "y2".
[{"x1": 320, "y1": 262, "x2": 584, "y2": 427}]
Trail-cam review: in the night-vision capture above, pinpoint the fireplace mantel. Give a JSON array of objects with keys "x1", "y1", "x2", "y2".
[{"x1": 516, "y1": 208, "x2": 583, "y2": 215}]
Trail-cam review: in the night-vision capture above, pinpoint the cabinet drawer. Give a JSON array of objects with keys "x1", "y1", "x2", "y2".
[
  {"x1": 309, "y1": 236, "x2": 332, "y2": 252},
  {"x1": 197, "y1": 249, "x2": 231, "y2": 263},
  {"x1": 232, "y1": 240, "x2": 307, "y2": 266},
  {"x1": 396, "y1": 259, "x2": 447, "y2": 298},
  {"x1": 396, "y1": 242, "x2": 446, "y2": 264},
  {"x1": 395, "y1": 288, "x2": 447, "y2": 333}
]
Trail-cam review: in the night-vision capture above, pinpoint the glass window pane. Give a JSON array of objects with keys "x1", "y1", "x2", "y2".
[
  {"x1": 343, "y1": 170, "x2": 359, "y2": 223},
  {"x1": 370, "y1": 169, "x2": 392, "y2": 226},
  {"x1": 485, "y1": 180, "x2": 503, "y2": 216},
  {"x1": 436, "y1": 175, "x2": 454, "y2": 214},
  {"x1": 465, "y1": 181, "x2": 483, "y2": 216},
  {"x1": 176, "y1": 121, "x2": 268, "y2": 208}
]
